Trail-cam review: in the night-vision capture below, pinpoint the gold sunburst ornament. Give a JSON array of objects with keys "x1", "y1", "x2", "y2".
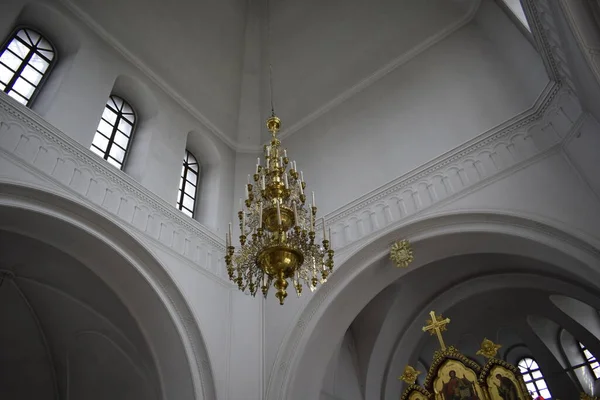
[
  {"x1": 399, "y1": 365, "x2": 421, "y2": 385},
  {"x1": 390, "y1": 239, "x2": 413, "y2": 268},
  {"x1": 476, "y1": 338, "x2": 502, "y2": 359}
]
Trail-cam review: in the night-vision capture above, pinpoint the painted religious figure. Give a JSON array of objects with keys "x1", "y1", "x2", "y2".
[
  {"x1": 442, "y1": 370, "x2": 480, "y2": 400},
  {"x1": 494, "y1": 373, "x2": 520, "y2": 400}
]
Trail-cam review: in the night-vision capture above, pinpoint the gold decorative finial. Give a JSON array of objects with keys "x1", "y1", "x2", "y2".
[
  {"x1": 266, "y1": 115, "x2": 281, "y2": 134},
  {"x1": 399, "y1": 365, "x2": 421, "y2": 385},
  {"x1": 422, "y1": 311, "x2": 451, "y2": 351},
  {"x1": 476, "y1": 338, "x2": 502, "y2": 359},
  {"x1": 390, "y1": 239, "x2": 413, "y2": 268}
]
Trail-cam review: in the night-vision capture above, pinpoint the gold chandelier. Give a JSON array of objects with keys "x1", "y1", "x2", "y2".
[{"x1": 225, "y1": 115, "x2": 334, "y2": 304}]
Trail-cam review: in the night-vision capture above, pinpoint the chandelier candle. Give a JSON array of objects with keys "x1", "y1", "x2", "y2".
[{"x1": 225, "y1": 115, "x2": 335, "y2": 305}]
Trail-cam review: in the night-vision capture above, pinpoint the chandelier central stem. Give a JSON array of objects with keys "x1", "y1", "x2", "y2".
[{"x1": 224, "y1": 0, "x2": 335, "y2": 305}]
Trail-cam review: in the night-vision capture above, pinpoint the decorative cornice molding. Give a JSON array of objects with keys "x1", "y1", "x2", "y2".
[
  {"x1": 0, "y1": 94, "x2": 230, "y2": 285},
  {"x1": 316, "y1": 81, "x2": 581, "y2": 250}
]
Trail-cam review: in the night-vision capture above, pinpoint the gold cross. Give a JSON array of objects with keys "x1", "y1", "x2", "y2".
[{"x1": 422, "y1": 311, "x2": 451, "y2": 350}]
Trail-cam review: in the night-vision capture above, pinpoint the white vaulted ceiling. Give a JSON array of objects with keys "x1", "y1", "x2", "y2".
[{"x1": 60, "y1": 0, "x2": 479, "y2": 147}]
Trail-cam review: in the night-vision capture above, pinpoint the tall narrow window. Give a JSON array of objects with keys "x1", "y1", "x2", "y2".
[
  {"x1": 0, "y1": 27, "x2": 56, "y2": 107},
  {"x1": 518, "y1": 357, "x2": 552, "y2": 399},
  {"x1": 90, "y1": 95, "x2": 136, "y2": 170},
  {"x1": 579, "y1": 342, "x2": 600, "y2": 379},
  {"x1": 176, "y1": 150, "x2": 199, "y2": 218}
]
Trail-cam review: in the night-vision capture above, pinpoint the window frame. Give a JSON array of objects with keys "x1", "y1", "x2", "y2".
[
  {"x1": 90, "y1": 94, "x2": 137, "y2": 170},
  {"x1": 176, "y1": 150, "x2": 200, "y2": 218},
  {"x1": 518, "y1": 357, "x2": 552, "y2": 399},
  {"x1": 0, "y1": 26, "x2": 57, "y2": 107},
  {"x1": 579, "y1": 342, "x2": 600, "y2": 380}
]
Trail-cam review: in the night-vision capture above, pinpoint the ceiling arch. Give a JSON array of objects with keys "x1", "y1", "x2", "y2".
[
  {"x1": 0, "y1": 231, "x2": 157, "y2": 399},
  {"x1": 266, "y1": 210, "x2": 600, "y2": 400},
  {"x1": 0, "y1": 182, "x2": 216, "y2": 400},
  {"x1": 376, "y1": 268, "x2": 598, "y2": 399}
]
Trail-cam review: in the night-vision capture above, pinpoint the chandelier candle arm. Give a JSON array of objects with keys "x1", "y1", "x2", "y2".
[{"x1": 224, "y1": 115, "x2": 335, "y2": 305}]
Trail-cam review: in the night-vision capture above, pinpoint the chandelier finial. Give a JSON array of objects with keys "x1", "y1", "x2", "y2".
[{"x1": 266, "y1": 115, "x2": 281, "y2": 135}]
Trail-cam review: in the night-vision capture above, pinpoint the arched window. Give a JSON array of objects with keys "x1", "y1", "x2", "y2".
[
  {"x1": 176, "y1": 150, "x2": 199, "y2": 218},
  {"x1": 0, "y1": 27, "x2": 56, "y2": 107},
  {"x1": 518, "y1": 357, "x2": 552, "y2": 399},
  {"x1": 579, "y1": 342, "x2": 600, "y2": 379},
  {"x1": 90, "y1": 95, "x2": 136, "y2": 170}
]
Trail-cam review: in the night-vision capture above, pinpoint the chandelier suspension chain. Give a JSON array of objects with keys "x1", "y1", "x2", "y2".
[{"x1": 266, "y1": 0, "x2": 275, "y2": 117}]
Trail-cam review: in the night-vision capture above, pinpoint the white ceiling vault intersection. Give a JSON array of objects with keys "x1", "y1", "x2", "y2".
[{"x1": 57, "y1": 0, "x2": 480, "y2": 151}]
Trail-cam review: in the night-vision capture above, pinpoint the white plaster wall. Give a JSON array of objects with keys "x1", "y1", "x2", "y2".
[
  {"x1": 437, "y1": 150, "x2": 600, "y2": 241},
  {"x1": 148, "y1": 245, "x2": 262, "y2": 400},
  {"x1": 562, "y1": 114, "x2": 600, "y2": 199},
  {"x1": 262, "y1": 6, "x2": 552, "y2": 386},
  {"x1": 0, "y1": 0, "x2": 235, "y2": 230},
  {"x1": 279, "y1": 8, "x2": 548, "y2": 217}
]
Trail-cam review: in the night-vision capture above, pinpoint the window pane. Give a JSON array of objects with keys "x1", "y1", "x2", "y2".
[
  {"x1": 181, "y1": 208, "x2": 193, "y2": 217},
  {"x1": 540, "y1": 389, "x2": 551, "y2": 398},
  {"x1": 17, "y1": 29, "x2": 30, "y2": 44},
  {"x1": 0, "y1": 50, "x2": 23, "y2": 71},
  {"x1": 531, "y1": 371, "x2": 542, "y2": 379},
  {"x1": 102, "y1": 106, "x2": 118, "y2": 125},
  {"x1": 526, "y1": 382, "x2": 536, "y2": 393},
  {"x1": 187, "y1": 169, "x2": 198, "y2": 184},
  {"x1": 29, "y1": 53, "x2": 49, "y2": 73},
  {"x1": 0, "y1": 64, "x2": 14, "y2": 86},
  {"x1": 38, "y1": 48, "x2": 54, "y2": 61},
  {"x1": 90, "y1": 146, "x2": 105, "y2": 158},
  {"x1": 110, "y1": 145, "x2": 125, "y2": 162},
  {"x1": 97, "y1": 119, "x2": 114, "y2": 136},
  {"x1": 118, "y1": 118, "x2": 133, "y2": 136},
  {"x1": 184, "y1": 182, "x2": 196, "y2": 197},
  {"x1": 112, "y1": 96, "x2": 123, "y2": 110},
  {"x1": 38, "y1": 37, "x2": 53, "y2": 52},
  {"x1": 183, "y1": 194, "x2": 194, "y2": 210},
  {"x1": 25, "y1": 30, "x2": 40, "y2": 46},
  {"x1": 12, "y1": 77, "x2": 35, "y2": 99},
  {"x1": 7, "y1": 39, "x2": 29, "y2": 59},
  {"x1": 521, "y1": 373, "x2": 532, "y2": 382},
  {"x1": 21, "y1": 64, "x2": 43, "y2": 86},
  {"x1": 113, "y1": 131, "x2": 129, "y2": 149},
  {"x1": 7, "y1": 90, "x2": 27, "y2": 105},
  {"x1": 536, "y1": 379, "x2": 547, "y2": 389},
  {"x1": 92, "y1": 133, "x2": 109, "y2": 151},
  {"x1": 107, "y1": 157, "x2": 122, "y2": 169}
]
